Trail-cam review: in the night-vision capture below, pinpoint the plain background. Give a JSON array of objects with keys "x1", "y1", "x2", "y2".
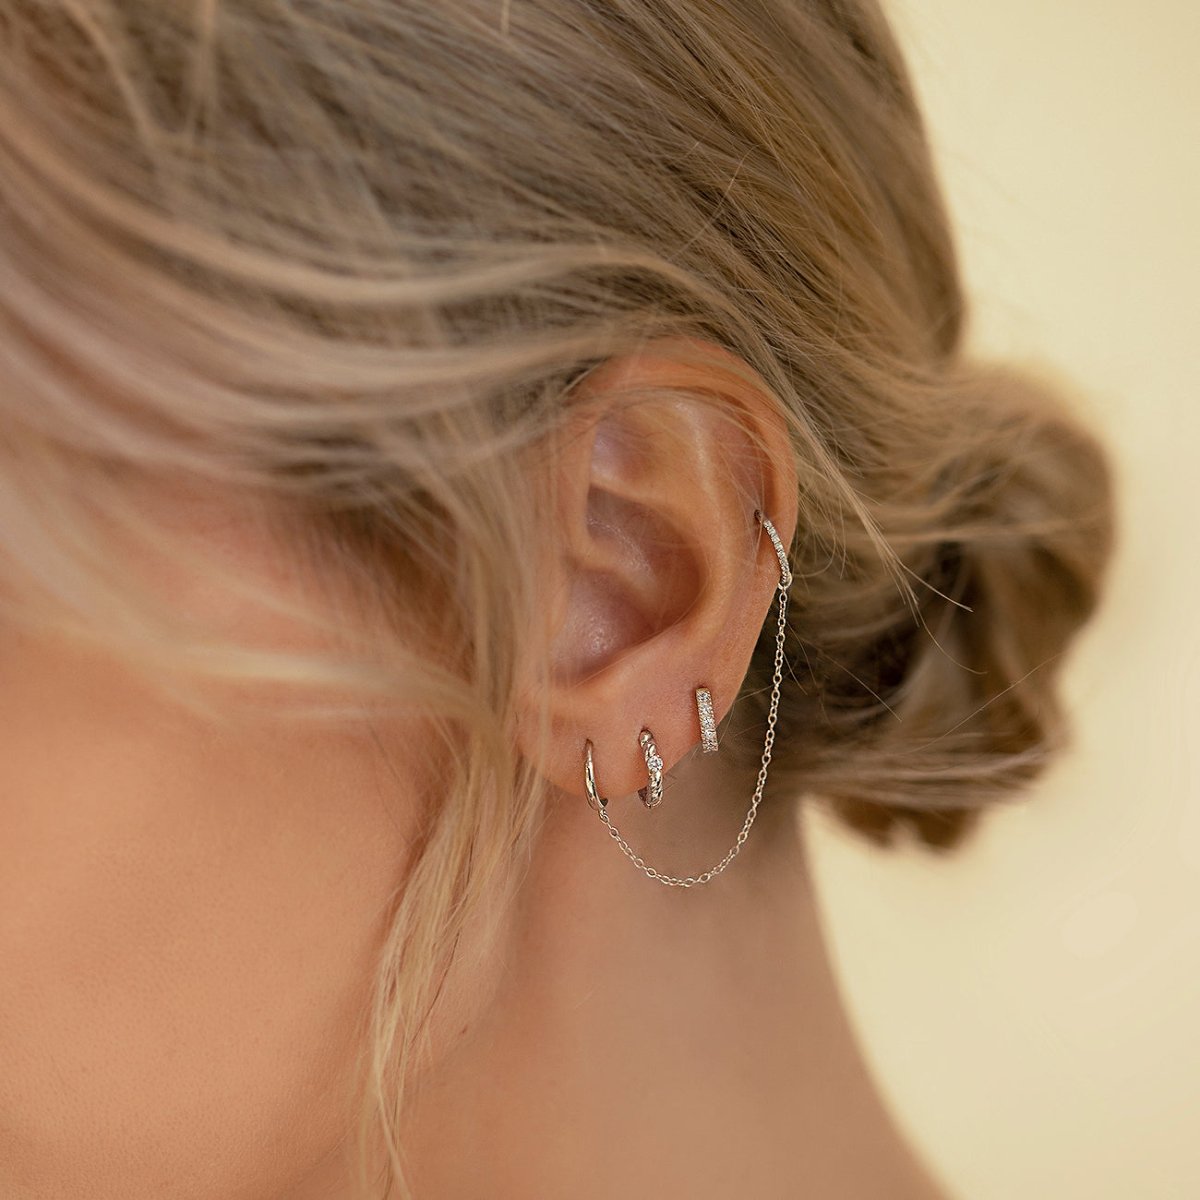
[{"x1": 802, "y1": 2, "x2": 1200, "y2": 1198}]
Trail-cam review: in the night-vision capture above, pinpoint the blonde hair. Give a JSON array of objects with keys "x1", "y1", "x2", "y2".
[{"x1": 0, "y1": 1, "x2": 1116, "y2": 1194}]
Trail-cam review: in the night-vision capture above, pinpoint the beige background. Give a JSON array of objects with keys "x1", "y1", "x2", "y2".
[{"x1": 802, "y1": 2, "x2": 1200, "y2": 1197}]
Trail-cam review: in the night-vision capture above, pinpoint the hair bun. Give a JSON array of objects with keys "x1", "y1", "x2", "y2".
[{"x1": 759, "y1": 360, "x2": 1117, "y2": 850}]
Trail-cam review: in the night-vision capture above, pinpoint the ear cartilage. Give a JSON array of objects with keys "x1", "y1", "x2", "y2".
[{"x1": 696, "y1": 686, "x2": 719, "y2": 754}]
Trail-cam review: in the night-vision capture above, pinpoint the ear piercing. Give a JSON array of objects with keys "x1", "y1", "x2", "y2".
[
  {"x1": 585, "y1": 682, "x2": 721, "y2": 815},
  {"x1": 584, "y1": 693, "x2": 715, "y2": 815},
  {"x1": 580, "y1": 509, "x2": 792, "y2": 888}
]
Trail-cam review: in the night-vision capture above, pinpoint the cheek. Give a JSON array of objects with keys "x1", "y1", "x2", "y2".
[{"x1": 0, "y1": 630, "x2": 418, "y2": 1199}]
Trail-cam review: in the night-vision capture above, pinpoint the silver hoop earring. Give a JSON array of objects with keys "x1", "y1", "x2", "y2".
[
  {"x1": 583, "y1": 739, "x2": 607, "y2": 812},
  {"x1": 581, "y1": 507, "x2": 792, "y2": 888}
]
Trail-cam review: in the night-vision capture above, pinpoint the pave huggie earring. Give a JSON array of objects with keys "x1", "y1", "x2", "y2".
[
  {"x1": 637, "y1": 729, "x2": 664, "y2": 808},
  {"x1": 581, "y1": 507, "x2": 793, "y2": 889},
  {"x1": 695, "y1": 686, "x2": 719, "y2": 754}
]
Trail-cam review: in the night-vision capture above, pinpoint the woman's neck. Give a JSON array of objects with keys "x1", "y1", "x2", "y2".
[{"x1": 387, "y1": 750, "x2": 945, "y2": 1199}]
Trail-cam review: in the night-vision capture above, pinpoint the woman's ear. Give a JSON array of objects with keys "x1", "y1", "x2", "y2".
[{"x1": 515, "y1": 336, "x2": 799, "y2": 804}]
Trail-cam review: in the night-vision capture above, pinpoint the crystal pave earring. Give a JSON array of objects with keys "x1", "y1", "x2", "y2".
[
  {"x1": 637, "y1": 729, "x2": 664, "y2": 808},
  {"x1": 581, "y1": 508, "x2": 792, "y2": 888},
  {"x1": 695, "y1": 686, "x2": 719, "y2": 754}
]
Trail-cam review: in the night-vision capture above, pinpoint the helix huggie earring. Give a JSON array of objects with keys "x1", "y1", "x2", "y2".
[{"x1": 581, "y1": 506, "x2": 793, "y2": 888}]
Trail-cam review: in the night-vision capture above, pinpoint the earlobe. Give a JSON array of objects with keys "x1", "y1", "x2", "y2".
[{"x1": 515, "y1": 336, "x2": 799, "y2": 815}]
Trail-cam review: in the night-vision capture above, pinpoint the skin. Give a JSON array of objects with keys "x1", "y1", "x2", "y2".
[
  {"x1": 0, "y1": 489, "x2": 422, "y2": 1200},
  {"x1": 0, "y1": 341, "x2": 947, "y2": 1199},
  {"x1": 401, "y1": 744, "x2": 947, "y2": 1200}
]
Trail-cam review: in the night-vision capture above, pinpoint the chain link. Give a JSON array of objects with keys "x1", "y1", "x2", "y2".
[{"x1": 592, "y1": 514, "x2": 791, "y2": 887}]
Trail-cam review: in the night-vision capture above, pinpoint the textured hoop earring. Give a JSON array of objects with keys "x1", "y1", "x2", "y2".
[
  {"x1": 582, "y1": 507, "x2": 793, "y2": 888},
  {"x1": 637, "y1": 729, "x2": 664, "y2": 808}
]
